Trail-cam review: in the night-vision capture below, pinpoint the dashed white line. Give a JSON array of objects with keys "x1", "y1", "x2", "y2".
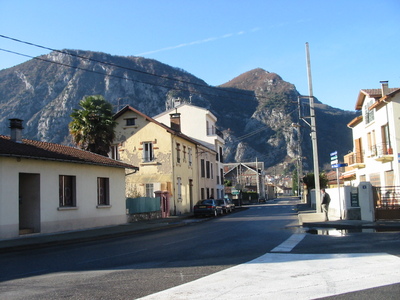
[{"x1": 270, "y1": 233, "x2": 306, "y2": 253}]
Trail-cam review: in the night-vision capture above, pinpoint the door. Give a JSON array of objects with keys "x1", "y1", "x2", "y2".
[{"x1": 19, "y1": 173, "x2": 41, "y2": 234}]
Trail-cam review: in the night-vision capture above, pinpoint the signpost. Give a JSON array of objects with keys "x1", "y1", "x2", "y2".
[{"x1": 330, "y1": 151, "x2": 348, "y2": 220}]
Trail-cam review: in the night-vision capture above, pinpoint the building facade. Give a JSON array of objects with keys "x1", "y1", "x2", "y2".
[
  {"x1": 112, "y1": 106, "x2": 217, "y2": 215},
  {"x1": 343, "y1": 81, "x2": 400, "y2": 187},
  {"x1": 154, "y1": 103, "x2": 225, "y2": 199},
  {"x1": 0, "y1": 119, "x2": 137, "y2": 239}
]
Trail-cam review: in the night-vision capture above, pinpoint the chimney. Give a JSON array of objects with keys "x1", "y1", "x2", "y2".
[
  {"x1": 170, "y1": 112, "x2": 181, "y2": 132},
  {"x1": 9, "y1": 118, "x2": 24, "y2": 143},
  {"x1": 380, "y1": 81, "x2": 389, "y2": 96}
]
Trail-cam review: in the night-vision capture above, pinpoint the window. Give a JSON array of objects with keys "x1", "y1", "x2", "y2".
[
  {"x1": 183, "y1": 145, "x2": 186, "y2": 162},
  {"x1": 367, "y1": 130, "x2": 376, "y2": 156},
  {"x1": 59, "y1": 175, "x2": 76, "y2": 207},
  {"x1": 125, "y1": 118, "x2": 136, "y2": 126},
  {"x1": 176, "y1": 143, "x2": 181, "y2": 163},
  {"x1": 188, "y1": 147, "x2": 193, "y2": 166},
  {"x1": 145, "y1": 183, "x2": 154, "y2": 198},
  {"x1": 211, "y1": 163, "x2": 214, "y2": 179},
  {"x1": 177, "y1": 177, "x2": 182, "y2": 201},
  {"x1": 381, "y1": 124, "x2": 391, "y2": 155},
  {"x1": 201, "y1": 188, "x2": 205, "y2": 200},
  {"x1": 109, "y1": 145, "x2": 120, "y2": 160},
  {"x1": 206, "y1": 161, "x2": 210, "y2": 178},
  {"x1": 143, "y1": 142, "x2": 154, "y2": 162},
  {"x1": 97, "y1": 177, "x2": 110, "y2": 205},
  {"x1": 364, "y1": 99, "x2": 375, "y2": 124},
  {"x1": 355, "y1": 138, "x2": 363, "y2": 163},
  {"x1": 219, "y1": 147, "x2": 223, "y2": 163},
  {"x1": 201, "y1": 159, "x2": 205, "y2": 177}
]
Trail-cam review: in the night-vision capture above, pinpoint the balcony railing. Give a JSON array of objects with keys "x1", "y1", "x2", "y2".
[
  {"x1": 207, "y1": 126, "x2": 224, "y2": 139},
  {"x1": 344, "y1": 151, "x2": 364, "y2": 165}
]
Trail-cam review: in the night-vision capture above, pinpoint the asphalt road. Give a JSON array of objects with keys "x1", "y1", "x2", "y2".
[{"x1": 1, "y1": 198, "x2": 399, "y2": 299}]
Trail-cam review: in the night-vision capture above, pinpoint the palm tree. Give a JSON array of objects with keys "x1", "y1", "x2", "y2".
[{"x1": 69, "y1": 95, "x2": 116, "y2": 156}]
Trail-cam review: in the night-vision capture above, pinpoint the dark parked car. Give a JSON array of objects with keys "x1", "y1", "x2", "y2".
[
  {"x1": 215, "y1": 198, "x2": 231, "y2": 214},
  {"x1": 193, "y1": 199, "x2": 222, "y2": 217}
]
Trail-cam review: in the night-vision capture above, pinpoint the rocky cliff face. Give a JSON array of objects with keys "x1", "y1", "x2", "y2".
[{"x1": 0, "y1": 50, "x2": 358, "y2": 172}]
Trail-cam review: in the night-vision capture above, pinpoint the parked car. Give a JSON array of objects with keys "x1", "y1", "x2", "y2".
[
  {"x1": 193, "y1": 199, "x2": 222, "y2": 217},
  {"x1": 216, "y1": 198, "x2": 233, "y2": 214}
]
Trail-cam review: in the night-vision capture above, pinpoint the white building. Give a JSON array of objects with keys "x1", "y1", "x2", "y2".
[
  {"x1": 154, "y1": 103, "x2": 225, "y2": 199},
  {"x1": 343, "y1": 81, "x2": 400, "y2": 187},
  {"x1": 0, "y1": 119, "x2": 138, "y2": 239}
]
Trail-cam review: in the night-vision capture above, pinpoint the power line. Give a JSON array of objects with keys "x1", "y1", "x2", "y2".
[
  {"x1": 1, "y1": 47, "x2": 255, "y2": 102},
  {"x1": 0, "y1": 34, "x2": 259, "y2": 102}
]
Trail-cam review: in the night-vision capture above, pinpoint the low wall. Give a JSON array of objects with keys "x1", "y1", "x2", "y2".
[
  {"x1": 310, "y1": 186, "x2": 361, "y2": 220},
  {"x1": 127, "y1": 211, "x2": 162, "y2": 222}
]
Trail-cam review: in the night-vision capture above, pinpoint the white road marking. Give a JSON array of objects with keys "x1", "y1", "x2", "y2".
[
  {"x1": 138, "y1": 252, "x2": 400, "y2": 300},
  {"x1": 271, "y1": 233, "x2": 306, "y2": 252}
]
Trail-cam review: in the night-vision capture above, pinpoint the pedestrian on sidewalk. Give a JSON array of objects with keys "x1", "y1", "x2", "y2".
[{"x1": 321, "y1": 188, "x2": 331, "y2": 221}]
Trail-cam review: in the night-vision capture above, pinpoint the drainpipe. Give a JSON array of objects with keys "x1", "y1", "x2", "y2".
[{"x1": 171, "y1": 135, "x2": 177, "y2": 215}]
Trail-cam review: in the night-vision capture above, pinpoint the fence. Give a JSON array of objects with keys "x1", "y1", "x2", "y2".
[
  {"x1": 126, "y1": 197, "x2": 160, "y2": 214},
  {"x1": 373, "y1": 186, "x2": 400, "y2": 220}
]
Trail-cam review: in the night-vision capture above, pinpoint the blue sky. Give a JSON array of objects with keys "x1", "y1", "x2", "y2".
[{"x1": 0, "y1": 0, "x2": 399, "y2": 111}]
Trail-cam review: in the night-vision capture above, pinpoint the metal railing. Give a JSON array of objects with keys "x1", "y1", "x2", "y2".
[
  {"x1": 344, "y1": 151, "x2": 364, "y2": 165},
  {"x1": 373, "y1": 186, "x2": 400, "y2": 209}
]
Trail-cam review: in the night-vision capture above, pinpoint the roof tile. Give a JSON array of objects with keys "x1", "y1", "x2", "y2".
[{"x1": 0, "y1": 135, "x2": 138, "y2": 170}]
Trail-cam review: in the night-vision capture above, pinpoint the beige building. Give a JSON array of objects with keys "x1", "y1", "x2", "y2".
[
  {"x1": 154, "y1": 103, "x2": 225, "y2": 199},
  {"x1": 112, "y1": 106, "x2": 217, "y2": 215},
  {"x1": 0, "y1": 119, "x2": 137, "y2": 239}
]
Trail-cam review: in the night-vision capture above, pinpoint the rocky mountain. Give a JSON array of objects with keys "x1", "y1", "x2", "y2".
[{"x1": 0, "y1": 50, "x2": 358, "y2": 173}]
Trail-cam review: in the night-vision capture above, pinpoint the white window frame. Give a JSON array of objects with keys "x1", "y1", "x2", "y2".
[{"x1": 143, "y1": 142, "x2": 154, "y2": 162}]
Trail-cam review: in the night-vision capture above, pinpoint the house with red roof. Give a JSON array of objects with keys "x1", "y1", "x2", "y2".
[
  {"x1": 0, "y1": 119, "x2": 138, "y2": 239},
  {"x1": 342, "y1": 81, "x2": 400, "y2": 219},
  {"x1": 112, "y1": 106, "x2": 217, "y2": 216}
]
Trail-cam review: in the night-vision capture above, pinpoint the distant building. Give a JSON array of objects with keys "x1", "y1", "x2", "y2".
[{"x1": 223, "y1": 162, "x2": 266, "y2": 200}]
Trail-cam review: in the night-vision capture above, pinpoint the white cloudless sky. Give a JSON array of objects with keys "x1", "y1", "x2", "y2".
[{"x1": 0, "y1": 0, "x2": 399, "y2": 111}]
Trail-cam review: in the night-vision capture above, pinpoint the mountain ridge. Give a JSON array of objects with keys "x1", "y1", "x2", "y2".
[{"x1": 0, "y1": 50, "x2": 358, "y2": 173}]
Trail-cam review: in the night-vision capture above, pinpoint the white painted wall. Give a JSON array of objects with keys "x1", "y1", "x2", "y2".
[{"x1": 0, "y1": 156, "x2": 127, "y2": 239}]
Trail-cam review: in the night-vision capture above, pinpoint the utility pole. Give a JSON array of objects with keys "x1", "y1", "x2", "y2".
[{"x1": 305, "y1": 42, "x2": 321, "y2": 211}]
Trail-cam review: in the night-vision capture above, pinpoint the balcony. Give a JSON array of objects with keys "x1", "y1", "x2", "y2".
[
  {"x1": 374, "y1": 143, "x2": 394, "y2": 163},
  {"x1": 207, "y1": 126, "x2": 224, "y2": 140},
  {"x1": 344, "y1": 151, "x2": 365, "y2": 169}
]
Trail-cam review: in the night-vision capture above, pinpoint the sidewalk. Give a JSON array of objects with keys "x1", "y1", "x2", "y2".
[
  {"x1": 297, "y1": 203, "x2": 400, "y2": 230},
  {"x1": 0, "y1": 214, "x2": 203, "y2": 253}
]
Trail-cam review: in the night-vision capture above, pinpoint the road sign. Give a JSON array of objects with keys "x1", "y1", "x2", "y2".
[
  {"x1": 232, "y1": 189, "x2": 240, "y2": 195},
  {"x1": 331, "y1": 163, "x2": 348, "y2": 168},
  {"x1": 330, "y1": 150, "x2": 338, "y2": 166}
]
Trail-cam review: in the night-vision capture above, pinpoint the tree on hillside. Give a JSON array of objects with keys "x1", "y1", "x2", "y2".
[{"x1": 69, "y1": 95, "x2": 116, "y2": 156}]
